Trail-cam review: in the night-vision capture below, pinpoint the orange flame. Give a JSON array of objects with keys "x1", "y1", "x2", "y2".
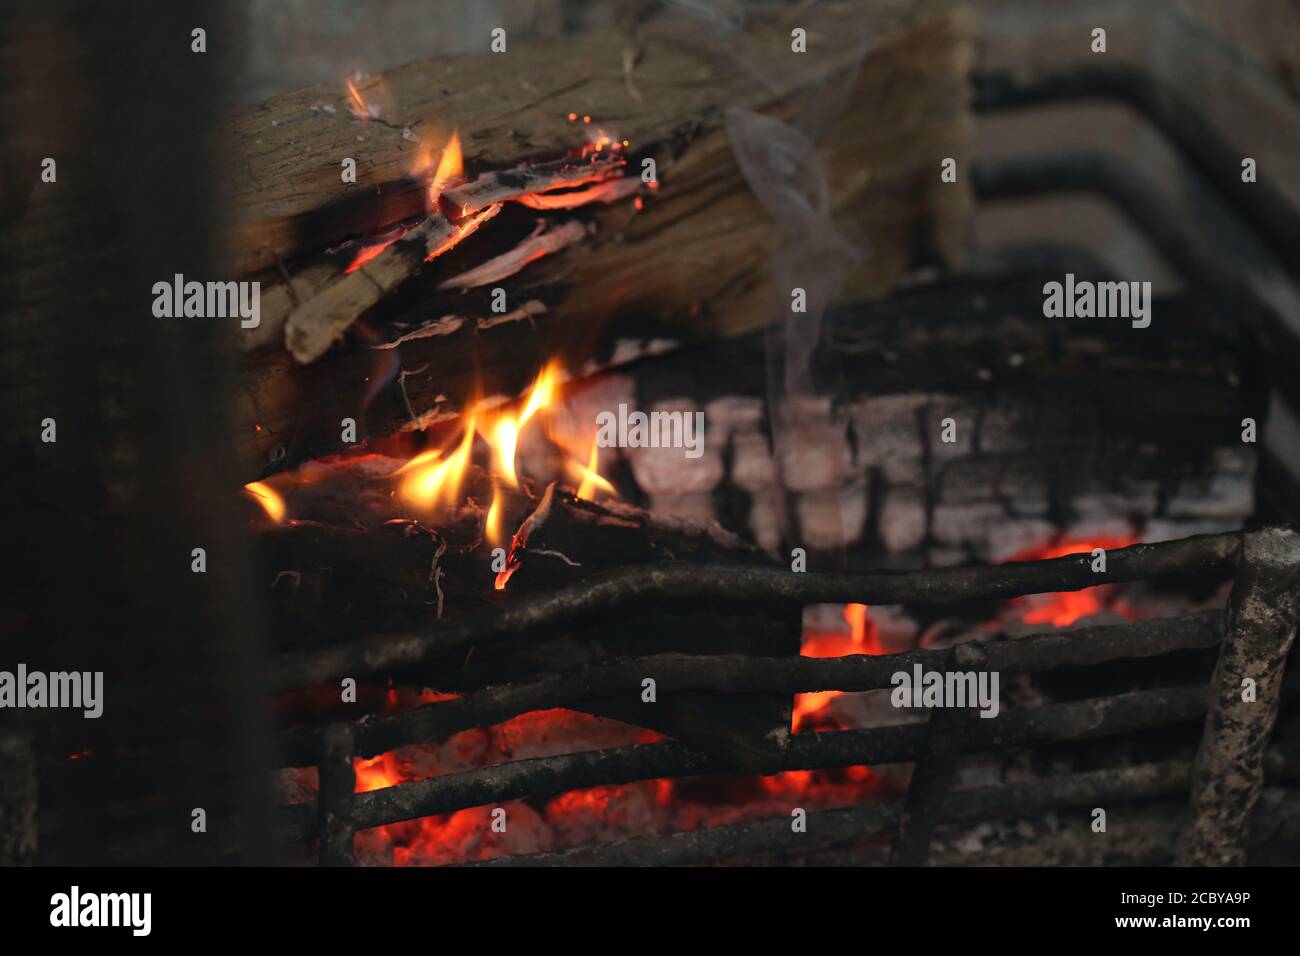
[
  {"x1": 346, "y1": 78, "x2": 372, "y2": 121},
  {"x1": 792, "y1": 604, "x2": 875, "y2": 732},
  {"x1": 244, "y1": 481, "x2": 285, "y2": 523},
  {"x1": 572, "y1": 443, "x2": 614, "y2": 500},
  {"x1": 486, "y1": 361, "x2": 561, "y2": 488},
  {"x1": 397, "y1": 412, "x2": 477, "y2": 511},
  {"x1": 1008, "y1": 535, "x2": 1138, "y2": 627},
  {"x1": 485, "y1": 490, "x2": 503, "y2": 543},
  {"x1": 434, "y1": 131, "x2": 463, "y2": 185}
]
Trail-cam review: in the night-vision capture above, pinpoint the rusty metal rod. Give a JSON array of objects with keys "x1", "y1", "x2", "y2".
[
  {"x1": 271, "y1": 532, "x2": 1240, "y2": 692},
  {"x1": 473, "y1": 748, "x2": 1300, "y2": 867},
  {"x1": 1181, "y1": 527, "x2": 1300, "y2": 864},
  {"x1": 316, "y1": 725, "x2": 357, "y2": 866},
  {"x1": 280, "y1": 610, "x2": 1222, "y2": 766},
  {"x1": 318, "y1": 684, "x2": 1212, "y2": 835}
]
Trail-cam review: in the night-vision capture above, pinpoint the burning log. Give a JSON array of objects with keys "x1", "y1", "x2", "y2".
[
  {"x1": 436, "y1": 220, "x2": 588, "y2": 292},
  {"x1": 285, "y1": 205, "x2": 501, "y2": 363},
  {"x1": 439, "y1": 156, "x2": 626, "y2": 218},
  {"x1": 227, "y1": 1, "x2": 977, "y2": 477}
]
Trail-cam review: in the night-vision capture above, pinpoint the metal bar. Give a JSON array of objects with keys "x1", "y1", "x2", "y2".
[
  {"x1": 272, "y1": 531, "x2": 1241, "y2": 692},
  {"x1": 889, "y1": 644, "x2": 982, "y2": 865},
  {"x1": 317, "y1": 725, "x2": 357, "y2": 867},
  {"x1": 471, "y1": 749, "x2": 1300, "y2": 867},
  {"x1": 1181, "y1": 527, "x2": 1300, "y2": 864},
  {"x1": 281, "y1": 612, "x2": 1222, "y2": 766},
  {"x1": 0, "y1": 728, "x2": 37, "y2": 865},
  {"x1": 336, "y1": 684, "x2": 1210, "y2": 835}
]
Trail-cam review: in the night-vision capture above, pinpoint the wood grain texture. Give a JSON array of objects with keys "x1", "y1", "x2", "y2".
[{"x1": 228, "y1": 1, "x2": 976, "y2": 479}]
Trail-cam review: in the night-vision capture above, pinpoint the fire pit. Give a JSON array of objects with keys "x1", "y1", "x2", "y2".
[{"x1": 6, "y1": 0, "x2": 1300, "y2": 878}]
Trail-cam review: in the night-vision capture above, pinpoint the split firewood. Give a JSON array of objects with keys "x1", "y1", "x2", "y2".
[
  {"x1": 439, "y1": 154, "x2": 626, "y2": 218},
  {"x1": 372, "y1": 315, "x2": 465, "y2": 349},
  {"x1": 495, "y1": 480, "x2": 556, "y2": 591},
  {"x1": 230, "y1": 1, "x2": 976, "y2": 479},
  {"x1": 476, "y1": 300, "x2": 547, "y2": 332},
  {"x1": 285, "y1": 205, "x2": 501, "y2": 363},
  {"x1": 437, "y1": 221, "x2": 588, "y2": 292}
]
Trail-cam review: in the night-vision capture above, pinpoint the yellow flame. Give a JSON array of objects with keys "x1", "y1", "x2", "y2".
[
  {"x1": 399, "y1": 414, "x2": 476, "y2": 510},
  {"x1": 485, "y1": 488, "x2": 503, "y2": 543},
  {"x1": 493, "y1": 418, "x2": 520, "y2": 486},
  {"x1": 435, "y1": 130, "x2": 463, "y2": 183},
  {"x1": 426, "y1": 129, "x2": 463, "y2": 208},
  {"x1": 486, "y1": 361, "x2": 562, "y2": 487},
  {"x1": 244, "y1": 481, "x2": 285, "y2": 523},
  {"x1": 519, "y1": 361, "x2": 559, "y2": 427},
  {"x1": 572, "y1": 443, "x2": 615, "y2": 500},
  {"x1": 346, "y1": 79, "x2": 370, "y2": 121}
]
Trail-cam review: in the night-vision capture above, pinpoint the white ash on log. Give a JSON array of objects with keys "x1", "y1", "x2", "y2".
[
  {"x1": 748, "y1": 490, "x2": 787, "y2": 555},
  {"x1": 593, "y1": 281, "x2": 1264, "y2": 562},
  {"x1": 879, "y1": 485, "x2": 927, "y2": 554},
  {"x1": 796, "y1": 480, "x2": 870, "y2": 551},
  {"x1": 982, "y1": 518, "x2": 1057, "y2": 563},
  {"x1": 851, "y1": 393, "x2": 928, "y2": 485},
  {"x1": 730, "y1": 430, "x2": 779, "y2": 494},
  {"x1": 704, "y1": 396, "x2": 765, "y2": 446},
  {"x1": 624, "y1": 399, "x2": 724, "y2": 523},
  {"x1": 777, "y1": 397, "x2": 852, "y2": 493}
]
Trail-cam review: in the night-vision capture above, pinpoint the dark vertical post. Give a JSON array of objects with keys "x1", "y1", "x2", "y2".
[
  {"x1": 889, "y1": 643, "x2": 981, "y2": 865},
  {"x1": 319, "y1": 725, "x2": 358, "y2": 866},
  {"x1": 0, "y1": 728, "x2": 37, "y2": 865},
  {"x1": 1181, "y1": 527, "x2": 1300, "y2": 865}
]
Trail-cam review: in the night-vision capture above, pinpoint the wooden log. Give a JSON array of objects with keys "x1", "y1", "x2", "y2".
[
  {"x1": 228, "y1": 1, "x2": 976, "y2": 478},
  {"x1": 1180, "y1": 526, "x2": 1300, "y2": 865}
]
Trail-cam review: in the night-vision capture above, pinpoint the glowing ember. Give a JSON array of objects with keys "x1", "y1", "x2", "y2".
[
  {"x1": 792, "y1": 603, "x2": 877, "y2": 732},
  {"x1": 244, "y1": 481, "x2": 285, "y2": 523},
  {"x1": 1008, "y1": 535, "x2": 1139, "y2": 626},
  {"x1": 424, "y1": 203, "x2": 500, "y2": 262}
]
